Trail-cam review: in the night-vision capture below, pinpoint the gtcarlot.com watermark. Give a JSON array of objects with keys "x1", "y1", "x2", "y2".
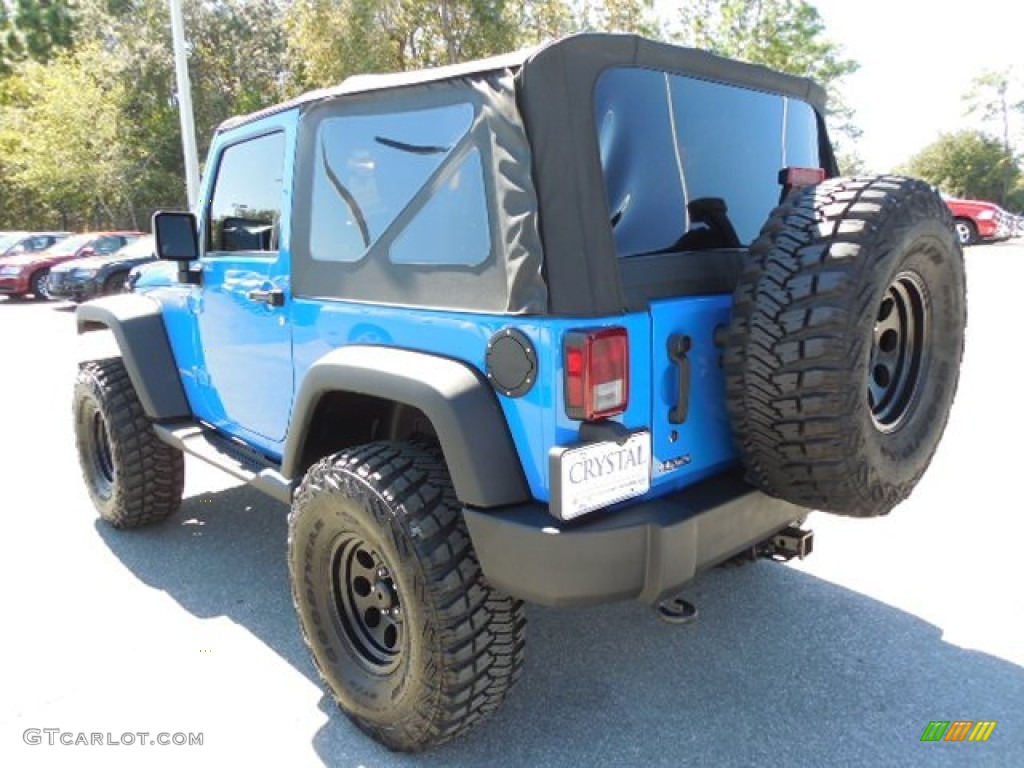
[{"x1": 24, "y1": 729, "x2": 203, "y2": 747}]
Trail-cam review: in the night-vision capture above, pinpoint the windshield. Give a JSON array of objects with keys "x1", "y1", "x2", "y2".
[
  {"x1": 109, "y1": 235, "x2": 154, "y2": 259},
  {"x1": 47, "y1": 233, "x2": 96, "y2": 256}
]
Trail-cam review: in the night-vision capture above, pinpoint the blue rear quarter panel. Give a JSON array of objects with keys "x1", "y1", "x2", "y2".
[{"x1": 290, "y1": 298, "x2": 737, "y2": 504}]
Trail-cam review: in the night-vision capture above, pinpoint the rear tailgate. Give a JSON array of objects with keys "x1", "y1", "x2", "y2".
[{"x1": 647, "y1": 295, "x2": 738, "y2": 493}]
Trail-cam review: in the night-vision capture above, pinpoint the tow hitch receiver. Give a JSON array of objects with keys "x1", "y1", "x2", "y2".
[
  {"x1": 655, "y1": 524, "x2": 813, "y2": 623},
  {"x1": 765, "y1": 525, "x2": 814, "y2": 562},
  {"x1": 717, "y1": 524, "x2": 815, "y2": 568}
]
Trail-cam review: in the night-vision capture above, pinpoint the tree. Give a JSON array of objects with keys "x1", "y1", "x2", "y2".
[
  {"x1": 514, "y1": 0, "x2": 581, "y2": 43},
  {"x1": 284, "y1": 0, "x2": 397, "y2": 91},
  {"x1": 2, "y1": 0, "x2": 865, "y2": 230},
  {"x1": 595, "y1": 0, "x2": 660, "y2": 37},
  {"x1": 0, "y1": 0, "x2": 77, "y2": 74},
  {"x1": 0, "y1": 42, "x2": 129, "y2": 228},
  {"x1": 186, "y1": 0, "x2": 290, "y2": 127},
  {"x1": 903, "y1": 130, "x2": 1021, "y2": 207},
  {"x1": 74, "y1": 0, "x2": 292, "y2": 213},
  {"x1": 964, "y1": 69, "x2": 1023, "y2": 152},
  {"x1": 672, "y1": 0, "x2": 859, "y2": 146},
  {"x1": 283, "y1": 1, "x2": 661, "y2": 92},
  {"x1": 835, "y1": 150, "x2": 867, "y2": 177},
  {"x1": 963, "y1": 69, "x2": 1023, "y2": 204},
  {"x1": 0, "y1": 0, "x2": 294, "y2": 230},
  {"x1": 284, "y1": 1, "x2": 523, "y2": 91}
]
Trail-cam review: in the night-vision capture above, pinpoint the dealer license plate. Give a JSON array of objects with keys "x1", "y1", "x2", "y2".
[{"x1": 552, "y1": 431, "x2": 651, "y2": 521}]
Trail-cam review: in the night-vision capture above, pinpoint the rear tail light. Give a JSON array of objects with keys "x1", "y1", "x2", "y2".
[
  {"x1": 780, "y1": 166, "x2": 826, "y2": 186},
  {"x1": 564, "y1": 327, "x2": 629, "y2": 420},
  {"x1": 778, "y1": 166, "x2": 826, "y2": 204}
]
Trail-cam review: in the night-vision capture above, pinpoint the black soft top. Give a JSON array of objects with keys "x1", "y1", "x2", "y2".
[
  {"x1": 221, "y1": 34, "x2": 826, "y2": 132},
  {"x1": 216, "y1": 49, "x2": 536, "y2": 133},
  {"x1": 515, "y1": 35, "x2": 831, "y2": 315},
  {"x1": 228, "y1": 35, "x2": 834, "y2": 316}
]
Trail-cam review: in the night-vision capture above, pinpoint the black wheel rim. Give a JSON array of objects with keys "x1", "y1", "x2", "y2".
[
  {"x1": 90, "y1": 409, "x2": 116, "y2": 496},
  {"x1": 331, "y1": 535, "x2": 403, "y2": 674},
  {"x1": 868, "y1": 271, "x2": 930, "y2": 432}
]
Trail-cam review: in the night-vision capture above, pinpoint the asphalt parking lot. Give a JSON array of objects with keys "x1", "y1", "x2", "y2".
[{"x1": 2, "y1": 242, "x2": 1023, "y2": 768}]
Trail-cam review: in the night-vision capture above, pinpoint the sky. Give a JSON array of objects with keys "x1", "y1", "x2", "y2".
[{"x1": 656, "y1": 0, "x2": 1024, "y2": 171}]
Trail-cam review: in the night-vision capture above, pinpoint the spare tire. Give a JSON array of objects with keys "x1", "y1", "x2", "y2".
[{"x1": 724, "y1": 176, "x2": 966, "y2": 517}]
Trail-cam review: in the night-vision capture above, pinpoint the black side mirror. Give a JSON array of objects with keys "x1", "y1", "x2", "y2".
[{"x1": 153, "y1": 211, "x2": 199, "y2": 261}]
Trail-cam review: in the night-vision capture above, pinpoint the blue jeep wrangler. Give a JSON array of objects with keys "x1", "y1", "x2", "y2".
[{"x1": 72, "y1": 34, "x2": 966, "y2": 752}]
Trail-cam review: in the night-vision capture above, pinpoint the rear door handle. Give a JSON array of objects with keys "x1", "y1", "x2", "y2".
[{"x1": 246, "y1": 288, "x2": 285, "y2": 307}]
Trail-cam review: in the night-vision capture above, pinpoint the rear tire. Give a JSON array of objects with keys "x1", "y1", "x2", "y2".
[
  {"x1": 73, "y1": 358, "x2": 185, "y2": 528},
  {"x1": 288, "y1": 442, "x2": 526, "y2": 752},
  {"x1": 30, "y1": 269, "x2": 50, "y2": 300},
  {"x1": 725, "y1": 176, "x2": 967, "y2": 517}
]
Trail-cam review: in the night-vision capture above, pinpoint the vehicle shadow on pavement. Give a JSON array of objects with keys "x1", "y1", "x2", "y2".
[{"x1": 98, "y1": 487, "x2": 1024, "y2": 768}]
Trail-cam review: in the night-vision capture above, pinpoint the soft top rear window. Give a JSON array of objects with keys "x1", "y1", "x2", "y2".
[{"x1": 595, "y1": 67, "x2": 821, "y2": 257}]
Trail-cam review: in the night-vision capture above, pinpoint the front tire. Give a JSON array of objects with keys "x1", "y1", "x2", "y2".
[
  {"x1": 954, "y1": 218, "x2": 978, "y2": 245},
  {"x1": 288, "y1": 442, "x2": 526, "y2": 752},
  {"x1": 103, "y1": 271, "x2": 128, "y2": 295},
  {"x1": 73, "y1": 358, "x2": 185, "y2": 527},
  {"x1": 725, "y1": 176, "x2": 967, "y2": 517}
]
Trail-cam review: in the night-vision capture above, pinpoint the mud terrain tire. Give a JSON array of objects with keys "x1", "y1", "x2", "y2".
[
  {"x1": 73, "y1": 358, "x2": 185, "y2": 527},
  {"x1": 724, "y1": 176, "x2": 967, "y2": 517},
  {"x1": 288, "y1": 442, "x2": 526, "y2": 752}
]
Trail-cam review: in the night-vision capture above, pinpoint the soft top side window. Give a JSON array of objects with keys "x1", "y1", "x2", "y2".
[
  {"x1": 309, "y1": 102, "x2": 480, "y2": 266},
  {"x1": 290, "y1": 72, "x2": 546, "y2": 314},
  {"x1": 208, "y1": 131, "x2": 286, "y2": 254}
]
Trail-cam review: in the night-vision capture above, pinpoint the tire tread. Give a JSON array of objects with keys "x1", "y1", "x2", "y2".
[
  {"x1": 74, "y1": 358, "x2": 184, "y2": 527},
  {"x1": 724, "y1": 175, "x2": 965, "y2": 517},
  {"x1": 289, "y1": 442, "x2": 526, "y2": 752}
]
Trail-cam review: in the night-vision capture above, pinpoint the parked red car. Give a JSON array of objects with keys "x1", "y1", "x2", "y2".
[
  {"x1": 0, "y1": 231, "x2": 144, "y2": 299},
  {"x1": 943, "y1": 195, "x2": 1014, "y2": 245},
  {"x1": 0, "y1": 231, "x2": 71, "y2": 258}
]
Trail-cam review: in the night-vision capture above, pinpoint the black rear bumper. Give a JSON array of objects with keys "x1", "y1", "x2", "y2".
[{"x1": 464, "y1": 471, "x2": 807, "y2": 607}]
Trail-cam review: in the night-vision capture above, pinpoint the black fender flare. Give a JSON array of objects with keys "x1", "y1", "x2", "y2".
[
  {"x1": 282, "y1": 346, "x2": 531, "y2": 509},
  {"x1": 76, "y1": 294, "x2": 191, "y2": 421}
]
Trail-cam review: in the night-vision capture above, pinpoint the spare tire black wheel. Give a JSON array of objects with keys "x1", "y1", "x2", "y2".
[{"x1": 724, "y1": 176, "x2": 967, "y2": 517}]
